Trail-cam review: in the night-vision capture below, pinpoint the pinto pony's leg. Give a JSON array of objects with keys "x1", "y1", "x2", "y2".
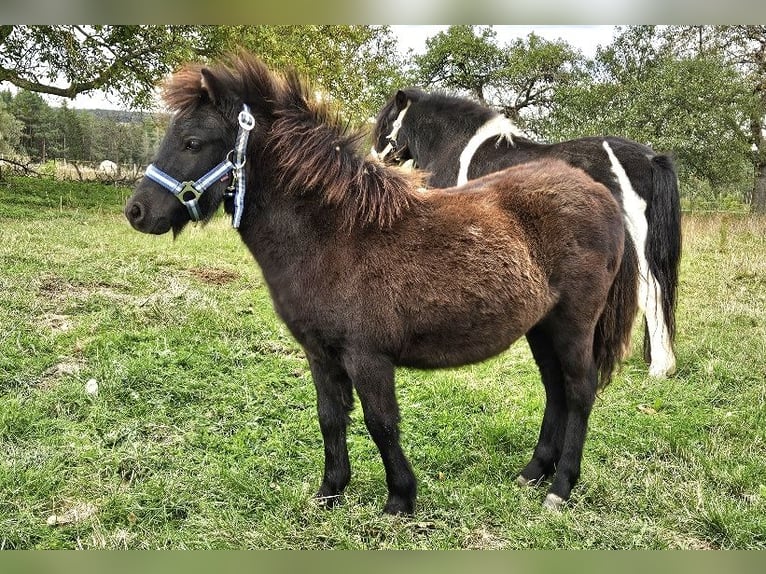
[
  {"x1": 637, "y1": 266, "x2": 676, "y2": 377},
  {"x1": 308, "y1": 354, "x2": 354, "y2": 507},
  {"x1": 343, "y1": 352, "x2": 417, "y2": 515}
]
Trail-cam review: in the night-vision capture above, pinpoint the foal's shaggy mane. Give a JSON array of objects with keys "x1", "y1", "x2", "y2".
[{"x1": 163, "y1": 53, "x2": 425, "y2": 230}]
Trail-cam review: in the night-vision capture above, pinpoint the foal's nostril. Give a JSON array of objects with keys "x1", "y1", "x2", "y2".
[{"x1": 126, "y1": 202, "x2": 144, "y2": 224}]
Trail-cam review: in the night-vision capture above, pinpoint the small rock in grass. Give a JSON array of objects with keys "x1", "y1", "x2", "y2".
[{"x1": 85, "y1": 378, "x2": 99, "y2": 396}]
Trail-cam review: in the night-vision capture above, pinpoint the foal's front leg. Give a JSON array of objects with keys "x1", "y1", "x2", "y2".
[
  {"x1": 308, "y1": 354, "x2": 354, "y2": 507},
  {"x1": 519, "y1": 327, "x2": 567, "y2": 486},
  {"x1": 343, "y1": 352, "x2": 417, "y2": 515}
]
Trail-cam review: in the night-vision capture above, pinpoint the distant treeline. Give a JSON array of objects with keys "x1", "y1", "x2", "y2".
[{"x1": 0, "y1": 89, "x2": 168, "y2": 167}]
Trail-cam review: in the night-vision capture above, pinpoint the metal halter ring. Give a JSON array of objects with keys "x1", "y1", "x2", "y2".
[
  {"x1": 226, "y1": 149, "x2": 247, "y2": 169},
  {"x1": 238, "y1": 109, "x2": 256, "y2": 131}
]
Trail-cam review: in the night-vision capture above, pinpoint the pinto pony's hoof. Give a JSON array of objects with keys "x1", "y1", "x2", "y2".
[{"x1": 648, "y1": 359, "x2": 677, "y2": 378}]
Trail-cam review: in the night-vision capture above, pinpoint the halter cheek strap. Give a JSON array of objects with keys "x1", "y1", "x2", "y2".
[{"x1": 144, "y1": 104, "x2": 255, "y2": 229}]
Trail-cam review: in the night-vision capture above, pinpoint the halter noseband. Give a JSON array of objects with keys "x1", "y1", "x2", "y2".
[{"x1": 144, "y1": 104, "x2": 255, "y2": 229}]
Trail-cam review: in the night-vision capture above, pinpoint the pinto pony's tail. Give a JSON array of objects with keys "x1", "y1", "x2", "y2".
[
  {"x1": 643, "y1": 154, "x2": 682, "y2": 362},
  {"x1": 593, "y1": 235, "x2": 640, "y2": 389}
]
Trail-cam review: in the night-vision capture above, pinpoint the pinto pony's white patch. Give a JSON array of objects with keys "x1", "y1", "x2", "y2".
[
  {"x1": 457, "y1": 115, "x2": 524, "y2": 186},
  {"x1": 371, "y1": 103, "x2": 411, "y2": 162},
  {"x1": 602, "y1": 141, "x2": 676, "y2": 377}
]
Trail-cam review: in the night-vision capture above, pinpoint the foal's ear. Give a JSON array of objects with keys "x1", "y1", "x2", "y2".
[
  {"x1": 200, "y1": 68, "x2": 224, "y2": 105},
  {"x1": 395, "y1": 90, "x2": 410, "y2": 111}
]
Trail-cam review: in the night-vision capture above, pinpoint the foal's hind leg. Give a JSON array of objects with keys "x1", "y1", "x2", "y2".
[
  {"x1": 343, "y1": 352, "x2": 417, "y2": 515},
  {"x1": 308, "y1": 353, "x2": 354, "y2": 507},
  {"x1": 518, "y1": 325, "x2": 567, "y2": 487}
]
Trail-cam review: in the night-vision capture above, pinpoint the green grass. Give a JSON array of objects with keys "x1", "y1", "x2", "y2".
[{"x1": 1, "y1": 176, "x2": 765, "y2": 549}]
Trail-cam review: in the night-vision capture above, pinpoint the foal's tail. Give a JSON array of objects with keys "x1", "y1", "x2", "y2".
[
  {"x1": 593, "y1": 235, "x2": 640, "y2": 388},
  {"x1": 643, "y1": 154, "x2": 682, "y2": 362}
]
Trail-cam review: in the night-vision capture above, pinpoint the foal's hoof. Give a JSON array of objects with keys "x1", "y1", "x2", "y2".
[
  {"x1": 383, "y1": 496, "x2": 415, "y2": 516},
  {"x1": 516, "y1": 474, "x2": 543, "y2": 487},
  {"x1": 314, "y1": 492, "x2": 343, "y2": 509},
  {"x1": 542, "y1": 493, "x2": 566, "y2": 511}
]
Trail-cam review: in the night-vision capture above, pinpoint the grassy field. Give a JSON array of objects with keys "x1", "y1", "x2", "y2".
[{"x1": 1, "y1": 177, "x2": 764, "y2": 549}]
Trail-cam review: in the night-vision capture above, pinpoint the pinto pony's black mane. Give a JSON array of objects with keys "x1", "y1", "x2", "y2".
[{"x1": 163, "y1": 55, "x2": 425, "y2": 231}]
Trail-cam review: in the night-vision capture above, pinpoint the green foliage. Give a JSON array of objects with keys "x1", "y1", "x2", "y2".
[
  {"x1": 8, "y1": 90, "x2": 56, "y2": 162},
  {"x1": 0, "y1": 26, "x2": 196, "y2": 109},
  {"x1": 1, "y1": 26, "x2": 406, "y2": 138},
  {"x1": 542, "y1": 51, "x2": 756, "y2": 197},
  {"x1": 0, "y1": 97, "x2": 22, "y2": 154},
  {"x1": 194, "y1": 25, "x2": 408, "y2": 125},
  {"x1": 1, "y1": 180, "x2": 765, "y2": 548},
  {"x1": 2, "y1": 89, "x2": 167, "y2": 166},
  {"x1": 414, "y1": 26, "x2": 586, "y2": 127},
  {"x1": 1, "y1": 25, "x2": 406, "y2": 121},
  {"x1": 415, "y1": 26, "x2": 506, "y2": 103},
  {"x1": 493, "y1": 33, "x2": 586, "y2": 123}
]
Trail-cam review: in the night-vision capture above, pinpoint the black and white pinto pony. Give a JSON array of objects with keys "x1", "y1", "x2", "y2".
[{"x1": 372, "y1": 89, "x2": 682, "y2": 378}]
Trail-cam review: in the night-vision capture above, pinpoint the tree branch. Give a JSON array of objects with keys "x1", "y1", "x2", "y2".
[
  {"x1": 0, "y1": 157, "x2": 43, "y2": 176},
  {"x1": 0, "y1": 25, "x2": 13, "y2": 45}
]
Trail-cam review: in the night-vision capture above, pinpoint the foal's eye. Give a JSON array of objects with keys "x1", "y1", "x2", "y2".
[{"x1": 185, "y1": 139, "x2": 202, "y2": 151}]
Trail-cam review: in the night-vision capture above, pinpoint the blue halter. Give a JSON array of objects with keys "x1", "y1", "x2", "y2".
[{"x1": 144, "y1": 104, "x2": 255, "y2": 229}]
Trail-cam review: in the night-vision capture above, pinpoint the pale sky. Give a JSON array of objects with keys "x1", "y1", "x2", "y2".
[
  {"x1": 51, "y1": 25, "x2": 617, "y2": 111},
  {"x1": 390, "y1": 25, "x2": 616, "y2": 58}
]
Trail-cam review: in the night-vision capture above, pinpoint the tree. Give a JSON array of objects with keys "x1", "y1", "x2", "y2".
[
  {"x1": 8, "y1": 90, "x2": 60, "y2": 162},
  {"x1": 662, "y1": 25, "x2": 766, "y2": 212},
  {"x1": 593, "y1": 25, "x2": 766, "y2": 211},
  {"x1": 534, "y1": 26, "x2": 757, "y2": 208},
  {"x1": 0, "y1": 98, "x2": 22, "y2": 155},
  {"x1": 414, "y1": 26, "x2": 585, "y2": 130},
  {"x1": 0, "y1": 25, "x2": 406, "y2": 126},
  {"x1": 414, "y1": 25, "x2": 506, "y2": 105},
  {"x1": 193, "y1": 25, "x2": 408, "y2": 124},
  {"x1": 0, "y1": 25, "x2": 196, "y2": 109}
]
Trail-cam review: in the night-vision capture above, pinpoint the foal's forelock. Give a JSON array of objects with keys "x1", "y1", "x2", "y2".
[{"x1": 162, "y1": 65, "x2": 209, "y2": 113}]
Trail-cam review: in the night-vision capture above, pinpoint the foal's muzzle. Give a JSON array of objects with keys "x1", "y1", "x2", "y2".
[{"x1": 124, "y1": 194, "x2": 174, "y2": 235}]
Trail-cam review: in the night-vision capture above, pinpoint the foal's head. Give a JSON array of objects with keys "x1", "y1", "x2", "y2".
[{"x1": 125, "y1": 57, "x2": 280, "y2": 235}]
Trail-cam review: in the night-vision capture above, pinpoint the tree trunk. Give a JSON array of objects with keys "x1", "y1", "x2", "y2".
[
  {"x1": 748, "y1": 100, "x2": 766, "y2": 212},
  {"x1": 753, "y1": 161, "x2": 766, "y2": 213}
]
